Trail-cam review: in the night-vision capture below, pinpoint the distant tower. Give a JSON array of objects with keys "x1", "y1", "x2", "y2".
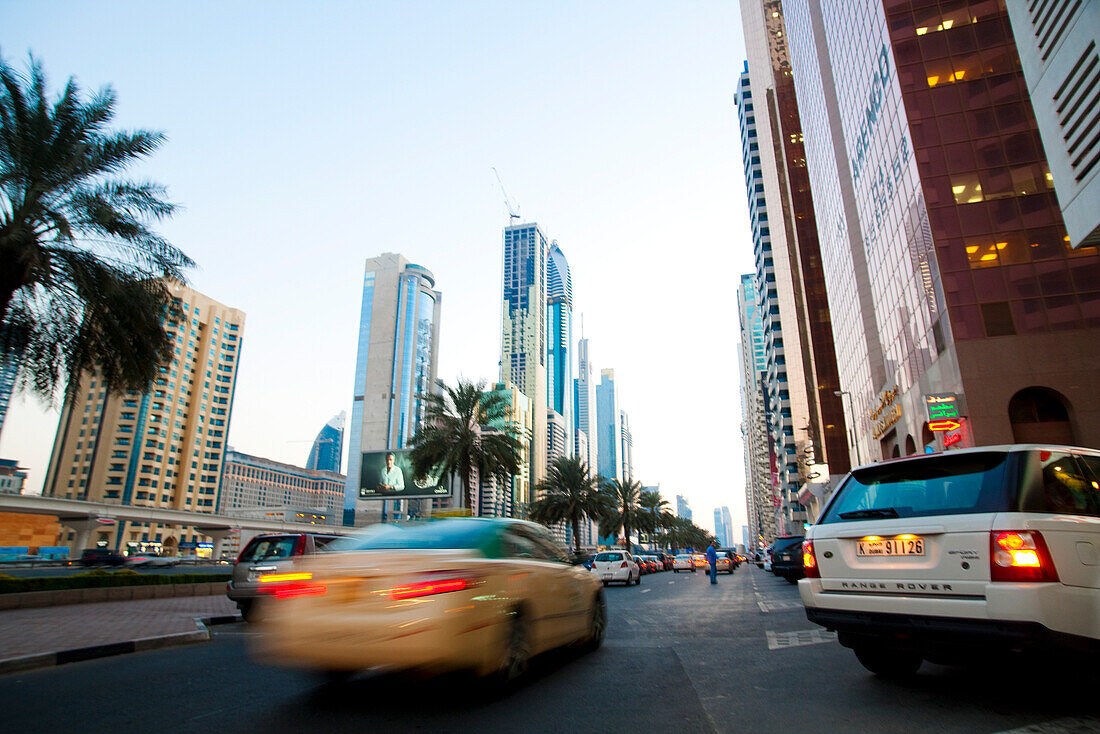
[
  {"x1": 547, "y1": 241, "x2": 574, "y2": 459},
  {"x1": 345, "y1": 254, "x2": 441, "y2": 523},
  {"x1": 501, "y1": 222, "x2": 550, "y2": 491},
  {"x1": 596, "y1": 369, "x2": 621, "y2": 482},
  {"x1": 306, "y1": 411, "x2": 345, "y2": 474},
  {"x1": 574, "y1": 337, "x2": 595, "y2": 471}
]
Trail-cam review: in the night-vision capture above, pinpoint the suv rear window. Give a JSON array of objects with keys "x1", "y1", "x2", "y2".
[
  {"x1": 239, "y1": 536, "x2": 297, "y2": 562},
  {"x1": 594, "y1": 552, "x2": 623, "y2": 562},
  {"x1": 1017, "y1": 450, "x2": 1100, "y2": 518},
  {"x1": 819, "y1": 452, "x2": 1011, "y2": 524}
]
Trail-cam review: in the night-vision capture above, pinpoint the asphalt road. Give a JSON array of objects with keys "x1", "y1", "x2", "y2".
[{"x1": 1, "y1": 564, "x2": 1096, "y2": 733}]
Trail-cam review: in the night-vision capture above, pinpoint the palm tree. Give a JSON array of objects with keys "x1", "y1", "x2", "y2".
[
  {"x1": 527, "y1": 456, "x2": 612, "y2": 555},
  {"x1": 408, "y1": 378, "x2": 524, "y2": 513},
  {"x1": 598, "y1": 477, "x2": 644, "y2": 553},
  {"x1": 636, "y1": 489, "x2": 673, "y2": 544},
  {"x1": 661, "y1": 516, "x2": 714, "y2": 552},
  {"x1": 0, "y1": 53, "x2": 192, "y2": 400}
]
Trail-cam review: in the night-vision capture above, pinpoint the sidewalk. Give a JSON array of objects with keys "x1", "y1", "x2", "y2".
[{"x1": 0, "y1": 594, "x2": 240, "y2": 673}]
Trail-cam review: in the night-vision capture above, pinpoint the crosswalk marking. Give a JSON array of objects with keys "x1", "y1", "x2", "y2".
[{"x1": 766, "y1": 629, "x2": 836, "y2": 650}]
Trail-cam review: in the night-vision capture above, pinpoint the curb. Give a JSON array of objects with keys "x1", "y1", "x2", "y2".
[{"x1": 0, "y1": 613, "x2": 242, "y2": 675}]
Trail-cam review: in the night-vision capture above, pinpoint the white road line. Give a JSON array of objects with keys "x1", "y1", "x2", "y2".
[
  {"x1": 668, "y1": 581, "x2": 675, "y2": 584},
  {"x1": 641, "y1": 588, "x2": 651, "y2": 593},
  {"x1": 765, "y1": 629, "x2": 836, "y2": 650}
]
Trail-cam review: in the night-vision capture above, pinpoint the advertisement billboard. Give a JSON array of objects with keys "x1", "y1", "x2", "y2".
[{"x1": 357, "y1": 449, "x2": 449, "y2": 500}]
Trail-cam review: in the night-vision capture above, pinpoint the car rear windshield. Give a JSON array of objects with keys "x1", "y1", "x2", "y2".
[
  {"x1": 329, "y1": 522, "x2": 493, "y2": 553},
  {"x1": 239, "y1": 536, "x2": 298, "y2": 562},
  {"x1": 772, "y1": 537, "x2": 803, "y2": 551},
  {"x1": 594, "y1": 552, "x2": 624, "y2": 562},
  {"x1": 1017, "y1": 449, "x2": 1100, "y2": 518},
  {"x1": 819, "y1": 452, "x2": 1011, "y2": 524}
]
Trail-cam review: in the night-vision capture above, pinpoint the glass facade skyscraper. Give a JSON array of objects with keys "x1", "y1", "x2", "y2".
[
  {"x1": 306, "y1": 411, "x2": 345, "y2": 474},
  {"x1": 738, "y1": 272, "x2": 777, "y2": 546},
  {"x1": 547, "y1": 242, "x2": 574, "y2": 457},
  {"x1": 781, "y1": 0, "x2": 1100, "y2": 457},
  {"x1": 345, "y1": 254, "x2": 441, "y2": 523},
  {"x1": 595, "y1": 369, "x2": 621, "y2": 483}
]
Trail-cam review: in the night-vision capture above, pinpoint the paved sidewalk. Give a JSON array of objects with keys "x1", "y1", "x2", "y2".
[{"x1": 0, "y1": 595, "x2": 239, "y2": 672}]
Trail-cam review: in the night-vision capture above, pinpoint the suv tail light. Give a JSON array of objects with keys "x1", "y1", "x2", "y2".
[
  {"x1": 294, "y1": 534, "x2": 308, "y2": 556},
  {"x1": 990, "y1": 530, "x2": 1059, "y2": 583},
  {"x1": 802, "y1": 540, "x2": 820, "y2": 578},
  {"x1": 259, "y1": 571, "x2": 328, "y2": 599}
]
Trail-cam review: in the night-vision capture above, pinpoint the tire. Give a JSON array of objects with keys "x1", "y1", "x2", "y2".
[
  {"x1": 786, "y1": 575, "x2": 798, "y2": 584},
  {"x1": 237, "y1": 599, "x2": 256, "y2": 622},
  {"x1": 853, "y1": 646, "x2": 922, "y2": 679},
  {"x1": 674, "y1": 569, "x2": 679, "y2": 573},
  {"x1": 580, "y1": 593, "x2": 607, "y2": 652},
  {"x1": 497, "y1": 611, "x2": 530, "y2": 684},
  {"x1": 602, "y1": 580, "x2": 609, "y2": 587}
]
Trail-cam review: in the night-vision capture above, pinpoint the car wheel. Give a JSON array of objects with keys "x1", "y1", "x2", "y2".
[
  {"x1": 602, "y1": 580, "x2": 609, "y2": 587},
  {"x1": 580, "y1": 593, "x2": 607, "y2": 652},
  {"x1": 853, "y1": 646, "x2": 922, "y2": 679},
  {"x1": 786, "y1": 575, "x2": 798, "y2": 584},
  {"x1": 498, "y1": 611, "x2": 530, "y2": 684},
  {"x1": 237, "y1": 599, "x2": 256, "y2": 622}
]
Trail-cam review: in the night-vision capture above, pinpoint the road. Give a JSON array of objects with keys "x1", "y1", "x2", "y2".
[{"x1": 1, "y1": 564, "x2": 1095, "y2": 733}]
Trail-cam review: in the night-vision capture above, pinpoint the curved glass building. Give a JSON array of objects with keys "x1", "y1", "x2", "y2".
[{"x1": 306, "y1": 411, "x2": 345, "y2": 474}]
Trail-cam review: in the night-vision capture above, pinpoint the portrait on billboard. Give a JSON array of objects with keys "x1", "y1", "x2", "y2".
[{"x1": 358, "y1": 449, "x2": 449, "y2": 499}]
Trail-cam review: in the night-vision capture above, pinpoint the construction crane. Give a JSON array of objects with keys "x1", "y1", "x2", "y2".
[{"x1": 492, "y1": 167, "x2": 521, "y2": 222}]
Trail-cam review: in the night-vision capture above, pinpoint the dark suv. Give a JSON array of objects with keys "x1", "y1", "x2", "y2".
[
  {"x1": 79, "y1": 548, "x2": 126, "y2": 567},
  {"x1": 770, "y1": 535, "x2": 806, "y2": 584},
  {"x1": 227, "y1": 532, "x2": 344, "y2": 620}
]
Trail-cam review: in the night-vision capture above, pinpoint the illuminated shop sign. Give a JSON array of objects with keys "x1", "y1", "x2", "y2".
[
  {"x1": 925, "y1": 393, "x2": 960, "y2": 420},
  {"x1": 870, "y1": 386, "x2": 902, "y2": 439},
  {"x1": 928, "y1": 420, "x2": 961, "y2": 432}
]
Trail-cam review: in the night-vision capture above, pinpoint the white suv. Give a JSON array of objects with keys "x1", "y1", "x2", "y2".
[
  {"x1": 591, "y1": 550, "x2": 640, "y2": 586},
  {"x1": 800, "y1": 444, "x2": 1099, "y2": 677}
]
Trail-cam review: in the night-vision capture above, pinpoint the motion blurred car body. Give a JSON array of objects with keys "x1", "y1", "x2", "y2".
[
  {"x1": 252, "y1": 518, "x2": 604, "y2": 680},
  {"x1": 801, "y1": 445, "x2": 1100, "y2": 677},
  {"x1": 673, "y1": 554, "x2": 695, "y2": 572},
  {"x1": 227, "y1": 532, "x2": 345, "y2": 619},
  {"x1": 125, "y1": 554, "x2": 180, "y2": 568}
]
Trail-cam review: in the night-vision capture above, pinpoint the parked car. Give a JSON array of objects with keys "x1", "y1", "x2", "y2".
[
  {"x1": 673, "y1": 554, "x2": 696, "y2": 572},
  {"x1": 252, "y1": 518, "x2": 605, "y2": 683},
  {"x1": 227, "y1": 531, "x2": 345, "y2": 620},
  {"x1": 591, "y1": 550, "x2": 640, "y2": 585},
  {"x1": 643, "y1": 556, "x2": 661, "y2": 573},
  {"x1": 770, "y1": 536, "x2": 806, "y2": 583},
  {"x1": 801, "y1": 445, "x2": 1100, "y2": 678},
  {"x1": 79, "y1": 548, "x2": 126, "y2": 567}
]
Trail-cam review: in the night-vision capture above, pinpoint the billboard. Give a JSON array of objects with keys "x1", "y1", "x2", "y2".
[{"x1": 357, "y1": 449, "x2": 449, "y2": 500}]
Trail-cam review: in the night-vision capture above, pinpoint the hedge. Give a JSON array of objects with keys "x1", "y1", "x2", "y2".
[{"x1": 0, "y1": 569, "x2": 231, "y2": 595}]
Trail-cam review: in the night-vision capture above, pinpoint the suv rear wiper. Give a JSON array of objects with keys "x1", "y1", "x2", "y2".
[{"x1": 838, "y1": 507, "x2": 899, "y2": 520}]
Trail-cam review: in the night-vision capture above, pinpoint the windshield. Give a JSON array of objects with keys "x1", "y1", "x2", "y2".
[
  {"x1": 819, "y1": 452, "x2": 1011, "y2": 524},
  {"x1": 329, "y1": 521, "x2": 493, "y2": 553}
]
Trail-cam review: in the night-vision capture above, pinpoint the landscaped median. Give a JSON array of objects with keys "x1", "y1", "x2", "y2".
[{"x1": 0, "y1": 570, "x2": 232, "y2": 610}]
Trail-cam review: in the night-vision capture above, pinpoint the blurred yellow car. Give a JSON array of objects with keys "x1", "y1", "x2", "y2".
[{"x1": 251, "y1": 518, "x2": 605, "y2": 683}]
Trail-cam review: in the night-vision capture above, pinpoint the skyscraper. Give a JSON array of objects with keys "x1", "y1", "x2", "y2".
[
  {"x1": 619, "y1": 409, "x2": 633, "y2": 482},
  {"x1": 42, "y1": 281, "x2": 245, "y2": 554},
  {"x1": 306, "y1": 411, "x2": 345, "y2": 474},
  {"x1": 501, "y1": 223, "x2": 549, "y2": 489},
  {"x1": 676, "y1": 494, "x2": 693, "y2": 522},
  {"x1": 737, "y1": 272, "x2": 778, "y2": 545},
  {"x1": 595, "y1": 369, "x2": 621, "y2": 482},
  {"x1": 345, "y1": 254, "x2": 441, "y2": 523},
  {"x1": 781, "y1": 0, "x2": 1100, "y2": 456},
  {"x1": 738, "y1": 1, "x2": 850, "y2": 531},
  {"x1": 573, "y1": 337, "x2": 596, "y2": 471},
  {"x1": 478, "y1": 381, "x2": 532, "y2": 518},
  {"x1": 721, "y1": 506, "x2": 734, "y2": 548},
  {"x1": 547, "y1": 242, "x2": 574, "y2": 457},
  {"x1": 713, "y1": 508, "x2": 726, "y2": 548}
]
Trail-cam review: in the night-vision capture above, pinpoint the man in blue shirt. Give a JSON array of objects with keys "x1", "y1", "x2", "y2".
[{"x1": 706, "y1": 541, "x2": 718, "y2": 585}]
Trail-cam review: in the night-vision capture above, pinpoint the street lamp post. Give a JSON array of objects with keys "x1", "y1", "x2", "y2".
[{"x1": 834, "y1": 390, "x2": 862, "y2": 467}]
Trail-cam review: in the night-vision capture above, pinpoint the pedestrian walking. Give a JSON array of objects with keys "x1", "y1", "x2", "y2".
[{"x1": 706, "y1": 540, "x2": 718, "y2": 584}]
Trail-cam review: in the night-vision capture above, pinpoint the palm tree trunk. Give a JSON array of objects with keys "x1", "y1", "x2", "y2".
[{"x1": 572, "y1": 517, "x2": 582, "y2": 554}]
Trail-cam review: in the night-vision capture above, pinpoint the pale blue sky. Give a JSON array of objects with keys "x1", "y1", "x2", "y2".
[{"x1": 1, "y1": 1, "x2": 753, "y2": 536}]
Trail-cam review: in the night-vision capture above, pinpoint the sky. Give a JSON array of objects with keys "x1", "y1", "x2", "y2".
[{"x1": 0, "y1": 1, "x2": 754, "y2": 538}]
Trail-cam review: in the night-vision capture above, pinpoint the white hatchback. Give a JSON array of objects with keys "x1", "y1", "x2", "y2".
[
  {"x1": 591, "y1": 551, "x2": 640, "y2": 586},
  {"x1": 672, "y1": 554, "x2": 696, "y2": 572},
  {"x1": 801, "y1": 444, "x2": 1100, "y2": 677}
]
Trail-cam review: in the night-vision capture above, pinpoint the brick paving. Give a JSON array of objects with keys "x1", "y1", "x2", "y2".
[{"x1": 0, "y1": 595, "x2": 239, "y2": 661}]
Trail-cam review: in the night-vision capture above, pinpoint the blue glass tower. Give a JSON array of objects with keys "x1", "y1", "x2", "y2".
[
  {"x1": 547, "y1": 241, "x2": 573, "y2": 458},
  {"x1": 306, "y1": 411, "x2": 345, "y2": 474}
]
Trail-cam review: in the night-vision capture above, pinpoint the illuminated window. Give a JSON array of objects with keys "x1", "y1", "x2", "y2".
[{"x1": 951, "y1": 174, "x2": 984, "y2": 204}]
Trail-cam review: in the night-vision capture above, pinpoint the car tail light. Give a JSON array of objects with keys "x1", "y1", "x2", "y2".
[
  {"x1": 294, "y1": 534, "x2": 308, "y2": 556},
  {"x1": 620, "y1": 561, "x2": 628, "y2": 569},
  {"x1": 258, "y1": 571, "x2": 327, "y2": 599},
  {"x1": 802, "y1": 540, "x2": 820, "y2": 578},
  {"x1": 990, "y1": 531, "x2": 1059, "y2": 583},
  {"x1": 391, "y1": 571, "x2": 479, "y2": 600}
]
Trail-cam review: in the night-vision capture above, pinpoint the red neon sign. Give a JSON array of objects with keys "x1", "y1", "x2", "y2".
[{"x1": 943, "y1": 432, "x2": 962, "y2": 447}]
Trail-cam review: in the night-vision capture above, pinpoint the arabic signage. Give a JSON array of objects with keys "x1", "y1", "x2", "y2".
[{"x1": 925, "y1": 393, "x2": 960, "y2": 421}]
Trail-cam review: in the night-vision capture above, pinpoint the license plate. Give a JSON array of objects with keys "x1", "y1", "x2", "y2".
[{"x1": 857, "y1": 537, "x2": 924, "y2": 557}]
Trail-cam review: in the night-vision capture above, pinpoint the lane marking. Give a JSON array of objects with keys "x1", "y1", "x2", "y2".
[
  {"x1": 668, "y1": 581, "x2": 675, "y2": 584},
  {"x1": 758, "y1": 599, "x2": 803, "y2": 613},
  {"x1": 641, "y1": 588, "x2": 651, "y2": 593},
  {"x1": 766, "y1": 629, "x2": 836, "y2": 650}
]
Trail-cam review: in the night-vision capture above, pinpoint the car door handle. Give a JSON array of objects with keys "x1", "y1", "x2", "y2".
[{"x1": 250, "y1": 565, "x2": 277, "y2": 572}]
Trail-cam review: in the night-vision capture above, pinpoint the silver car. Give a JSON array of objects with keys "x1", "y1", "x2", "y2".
[{"x1": 227, "y1": 532, "x2": 343, "y2": 620}]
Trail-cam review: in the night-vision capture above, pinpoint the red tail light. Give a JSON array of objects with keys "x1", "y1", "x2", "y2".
[
  {"x1": 990, "y1": 530, "x2": 1059, "y2": 583},
  {"x1": 620, "y1": 561, "x2": 628, "y2": 568},
  {"x1": 273, "y1": 581, "x2": 327, "y2": 599},
  {"x1": 294, "y1": 534, "x2": 307, "y2": 556},
  {"x1": 802, "y1": 540, "x2": 820, "y2": 578},
  {"x1": 392, "y1": 577, "x2": 469, "y2": 600}
]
